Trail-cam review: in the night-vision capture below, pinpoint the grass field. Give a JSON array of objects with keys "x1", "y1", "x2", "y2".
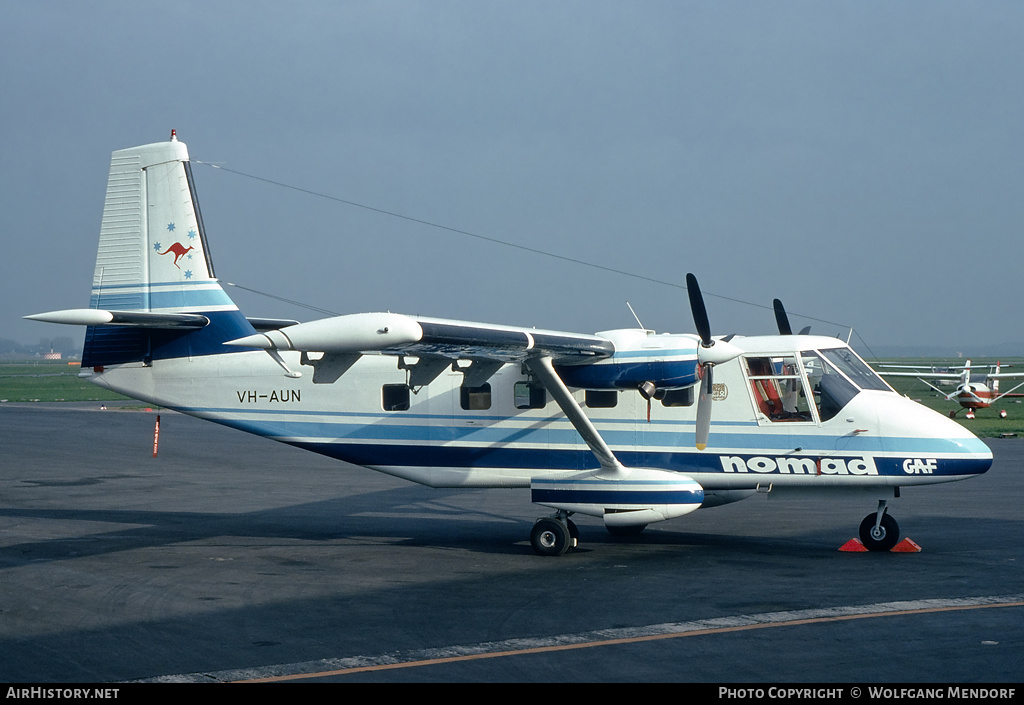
[
  {"x1": 0, "y1": 361, "x2": 131, "y2": 403},
  {"x1": 874, "y1": 357, "x2": 1024, "y2": 438},
  {"x1": 3, "y1": 358, "x2": 1023, "y2": 437}
]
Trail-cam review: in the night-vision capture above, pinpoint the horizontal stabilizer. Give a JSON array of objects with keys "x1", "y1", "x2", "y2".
[{"x1": 25, "y1": 309, "x2": 210, "y2": 329}]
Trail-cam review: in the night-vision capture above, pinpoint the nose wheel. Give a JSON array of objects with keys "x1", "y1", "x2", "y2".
[{"x1": 858, "y1": 502, "x2": 900, "y2": 552}]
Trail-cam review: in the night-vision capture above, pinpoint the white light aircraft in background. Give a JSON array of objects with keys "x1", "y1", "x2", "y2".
[
  {"x1": 878, "y1": 361, "x2": 1024, "y2": 418},
  {"x1": 27, "y1": 135, "x2": 993, "y2": 555}
]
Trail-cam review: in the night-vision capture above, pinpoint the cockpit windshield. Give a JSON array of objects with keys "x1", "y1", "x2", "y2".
[
  {"x1": 744, "y1": 347, "x2": 892, "y2": 424},
  {"x1": 800, "y1": 351, "x2": 858, "y2": 421},
  {"x1": 819, "y1": 348, "x2": 892, "y2": 392}
]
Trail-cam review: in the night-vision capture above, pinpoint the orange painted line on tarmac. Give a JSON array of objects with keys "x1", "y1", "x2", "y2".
[{"x1": 236, "y1": 600, "x2": 1024, "y2": 682}]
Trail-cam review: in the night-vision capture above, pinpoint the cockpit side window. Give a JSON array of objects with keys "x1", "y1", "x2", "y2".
[{"x1": 744, "y1": 356, "x2": 815, "y2": 423}]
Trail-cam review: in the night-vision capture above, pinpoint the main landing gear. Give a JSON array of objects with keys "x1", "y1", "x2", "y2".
[
  {"x1": 529, "y1": 513, "x2": 650, "y2": 554},
  {"x1": 530, "y1": 512, "x2": 579, "y2": 556},
  {"x1": 858, "y1": 500, "x2": 900, "y2": 552}
]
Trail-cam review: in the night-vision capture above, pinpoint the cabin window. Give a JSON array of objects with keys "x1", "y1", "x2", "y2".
[
  {"x1": 660, "y1": 387, "x2": 694, "y2": 407},
  {"x1": 744, "y1": 356, "x2": 814, "y2": 422},
  {"x1": 382, "y1": 384, "x2": 410, "y2": 411},
  {"x1": 460, "y1": 384, "x2": 492, "y2": 410},
  {"x1": 585, "y1": 390, "x2": 618, "y2": 408},
  {"x1": 514, "y1": 381, "x2": 546, "y2": 409}
]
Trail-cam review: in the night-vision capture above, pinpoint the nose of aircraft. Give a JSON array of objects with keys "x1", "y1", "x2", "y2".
[{"x1": 881, "y1": 393, "x2": 993, "y2": 477}]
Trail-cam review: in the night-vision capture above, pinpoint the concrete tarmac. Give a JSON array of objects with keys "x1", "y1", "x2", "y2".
[{"x1": 1, "y1": 403, "x2": 1021, "y2": 683}]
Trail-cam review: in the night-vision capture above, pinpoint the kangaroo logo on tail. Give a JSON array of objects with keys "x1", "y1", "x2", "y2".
[{"x1": 159, "y1": 242, "x2": 194, "y2": 269}]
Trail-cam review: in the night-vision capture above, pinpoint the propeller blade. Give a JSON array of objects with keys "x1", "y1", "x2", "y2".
[
  {"x1": 686, "y1": 273, "x2": 711, "y2": 346},
  {"x1": 695, "y1": 364, "x2": 713, "y2": 450},
  {"x1": 773, "y1": 299, "x2": 792, "y2": 336}
]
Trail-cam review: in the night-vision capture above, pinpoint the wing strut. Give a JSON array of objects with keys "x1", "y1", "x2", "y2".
[
  {"x1": 525, "y1": 356, "x2": 626, "y2": 478},
  {"x1": 990, "y1": 380, "x2": 1024, "y2": 404}
]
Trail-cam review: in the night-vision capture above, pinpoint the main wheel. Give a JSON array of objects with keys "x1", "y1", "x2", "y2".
[
  {"x1": 531, "y1": 518, "x2": 573, "y2": 556},
  {"x1": 859, "y1": 512, "x2": 900, "y2": 552}
]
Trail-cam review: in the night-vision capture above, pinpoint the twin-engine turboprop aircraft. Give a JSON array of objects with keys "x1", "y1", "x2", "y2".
[{"x1": 27, "y1": 135, "x2": 993, "y2": 555}]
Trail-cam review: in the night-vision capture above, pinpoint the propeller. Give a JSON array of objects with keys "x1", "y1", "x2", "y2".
[
  {"x1": 686, "y1": 274, "x2": 741, "y2": 451},
  {"x1": 694, "y1": 361, "x2": 713, "y2": 450},
  {"x1": 773, "y1": 299, "x2": 793, "y2": 336},
  {"x1": 686, "y1": 274, "x2": 714, "y2": 450},
  {"x1": 687, "y1": 273, "x2": 712, "y2": 348},
  {"x1": 774, "y1": 298, "x2": 812, "y2": 335}
]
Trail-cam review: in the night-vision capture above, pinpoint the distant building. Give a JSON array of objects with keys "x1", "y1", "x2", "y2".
[{"x1": 43, "y1": 351, "x2": 62, "y2": 360}]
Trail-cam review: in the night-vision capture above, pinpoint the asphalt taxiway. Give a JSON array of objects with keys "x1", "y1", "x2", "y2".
[{"x1": 1, "y1": 403, "x2": 1021, "y2": 683}]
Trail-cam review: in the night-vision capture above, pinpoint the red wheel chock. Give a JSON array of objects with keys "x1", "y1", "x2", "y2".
[{"x1": 838, "y1": 537, "x2": 922, "y2": 552}]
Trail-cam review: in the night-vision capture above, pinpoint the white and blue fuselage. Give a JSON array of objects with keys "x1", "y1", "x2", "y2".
[
  {"x1": 28, "y1": 135, "x2": 992, "y2": 554},
  {"x1": 84, "y1": 326, "x2": 991, "y2": 493}
]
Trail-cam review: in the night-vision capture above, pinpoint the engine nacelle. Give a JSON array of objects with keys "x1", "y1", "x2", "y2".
[{"x1": 554, "y1": 329, "x2": 701, "y2": 391}]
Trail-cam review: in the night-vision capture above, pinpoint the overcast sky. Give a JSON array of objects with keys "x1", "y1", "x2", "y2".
[{"x1": 4, "y1": 2, "x2": 1022, "y2": 354}]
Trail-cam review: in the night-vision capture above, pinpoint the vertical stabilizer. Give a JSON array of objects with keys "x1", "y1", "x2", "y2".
[
  {"x1": 92, "y1": 135, "x2": 227, "y2": 314},
  {"x1": 83, "y1": 134, "x2": 253, "y2": 366}
]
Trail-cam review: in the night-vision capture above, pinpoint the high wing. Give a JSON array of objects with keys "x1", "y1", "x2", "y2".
[
  {"x1": 225, "y1": 311, "x2": 617, "y2": 384},
  {"x1": 877, "y1": 361, "x2": 1024, "y2": 380},
  {"x1": 226, "y1": 312, "x2": 614, "y2": 361},
  {"x1": 879, "y1": 369, "x2": 1024, "y2": 380},
  {"x1": 877, "y1": 371, "x2": 960, "y2": 381}
]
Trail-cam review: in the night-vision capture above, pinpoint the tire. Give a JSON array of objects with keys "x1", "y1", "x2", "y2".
[
  {"x1": 531, "y1": 518, "x2": 572, "y2": 556},
  {"x1": 859, "y1": 512, "x2": 900, "y2": 552}
]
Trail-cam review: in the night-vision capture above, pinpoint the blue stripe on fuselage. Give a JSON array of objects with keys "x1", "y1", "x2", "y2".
[
  {"x1": 183, "y1": 408, "x2": 987, "y2": 461},
  {"x1": 187, "y1": 409, "x2": 989, "y2": 479},
  {"x1": 274, "y1": 439, "x2": 991, "y2": 478}
]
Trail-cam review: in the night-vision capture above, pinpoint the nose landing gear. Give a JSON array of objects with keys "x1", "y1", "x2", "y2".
[{"x1": 858, "y1": 500, "x2": 900, "y2": 552}]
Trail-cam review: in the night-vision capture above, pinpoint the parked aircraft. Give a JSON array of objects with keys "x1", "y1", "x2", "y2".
[
  {"x1": 879, "y1": 361, "x2": 1024, "y2": 418},
  {"x1": 27, "y1": 135, "x2": 993, "y2": 554}
]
